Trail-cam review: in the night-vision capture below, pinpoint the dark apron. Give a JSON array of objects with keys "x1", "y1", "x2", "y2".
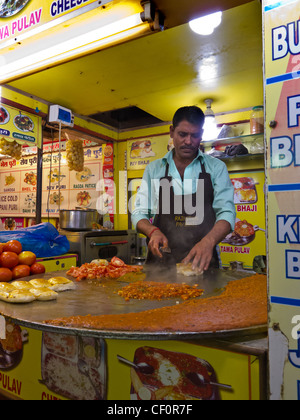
[{"x1": 146, "y1": 160, "x2": 219, "y2": 268}]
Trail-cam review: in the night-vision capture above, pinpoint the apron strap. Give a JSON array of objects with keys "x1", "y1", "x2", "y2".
[
  {"x1": 165, "y1": 163, "x2": 170, "y2": 178},
  {"x1": 200, "y1": 159, "x2": 206, "y2": 175}
]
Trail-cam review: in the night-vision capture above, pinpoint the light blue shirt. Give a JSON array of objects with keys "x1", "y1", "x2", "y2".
[{"x1": 131, "y1": 150, "x2": 236, "y2": 231}]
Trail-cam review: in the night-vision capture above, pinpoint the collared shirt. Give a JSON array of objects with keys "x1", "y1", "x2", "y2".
[{"x1": 131, "y1": 149, "x2": 236, "y2": 231}]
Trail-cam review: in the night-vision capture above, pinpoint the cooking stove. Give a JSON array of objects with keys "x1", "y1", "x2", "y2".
[{"x1": 59, "y1": 229, "x2": 138, "y2": 266}]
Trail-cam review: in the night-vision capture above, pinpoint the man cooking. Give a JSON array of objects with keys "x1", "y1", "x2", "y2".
[{"x1": 131, "y1": 106, "x2": 236, "y2": 272}]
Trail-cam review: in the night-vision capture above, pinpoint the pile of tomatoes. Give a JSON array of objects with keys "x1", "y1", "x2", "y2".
[{"x1": 0, "y1": 240, "x2": 45, "y2": 282}]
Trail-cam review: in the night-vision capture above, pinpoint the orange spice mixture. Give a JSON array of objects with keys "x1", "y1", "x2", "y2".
[
  {"x1": 45, "y1": 274, "x2": 267, "y2": 333},
  {"x1": 117, "y1": 281, "x2": 204, "y2": 301}
]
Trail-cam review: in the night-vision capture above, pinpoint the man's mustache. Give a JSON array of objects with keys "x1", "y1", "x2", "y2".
[{"x1": 180, "y1": 146, "x2": 195, "y2": 150}]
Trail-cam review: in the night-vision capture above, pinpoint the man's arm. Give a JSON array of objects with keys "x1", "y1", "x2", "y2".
[{"x1": 183, "y1": 220, "x2": 231, "y2": 272}]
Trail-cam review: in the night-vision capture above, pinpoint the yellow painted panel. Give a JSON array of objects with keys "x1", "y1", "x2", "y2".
[
  {"x1": 9, "y1": 2, "x2": 263, "y2": 125},
  {"x1": 36, "y1": 254, "x2": 78, "y2": 272}
]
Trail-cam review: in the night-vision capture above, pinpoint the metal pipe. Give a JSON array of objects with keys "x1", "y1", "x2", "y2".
[{"x1": 35, "y1": 138, "x2": 43, "y2": 224}]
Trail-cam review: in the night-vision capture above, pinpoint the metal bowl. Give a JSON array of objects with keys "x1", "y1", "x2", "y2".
[{"x1": 59, "y1": 209, "x2": 100, "y2": 231}]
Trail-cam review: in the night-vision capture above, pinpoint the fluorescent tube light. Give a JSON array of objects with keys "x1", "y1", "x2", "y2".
[{"x1": 0, "y1": 12, "x2": 150, "y2": 83}]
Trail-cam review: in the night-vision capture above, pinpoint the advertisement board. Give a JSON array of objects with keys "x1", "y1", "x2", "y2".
[
  {"x1": 0, "y1": 144, "x2": 114, "y2": 223},
  {"x1": 127, "y1": 136, "x2": 170, "y2": 171},
  {"x1": 220, "y1": 171, "x2": 266, "y2": 269},
  {"x1": 0, "y1": 0, "x2": 100, "y2": 43},
  {"x1": 0, "y1": 103, "x2": 42, "y2": 147},
  {"x1": 0, "y1": 322, "x2": 262, "y2": 401},
  {"x1": 264, "y1": 0, "x2": 300, "y2": 400}
]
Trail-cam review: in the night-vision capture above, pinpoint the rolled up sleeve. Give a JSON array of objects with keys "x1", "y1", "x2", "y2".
[
  {"x1": 211, "y1": 160, "x2": 236, "y2": 231},
  {"x1": 131, "y1": 165, "x2": 159, "y2": 227}
]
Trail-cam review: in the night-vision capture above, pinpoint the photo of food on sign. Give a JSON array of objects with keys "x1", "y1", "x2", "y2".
[
  {"x1": 48, "y1": 169, "x2": 66, "y2": 184},
  {"x1": 50, "y1": 191, "x2": 64, "y2": 206},
  {"x1": 123, "y1": 347, "x2": 225, "y2": 400},
  {"x1": 231, "y1": 177, "x2": 258, "y2": 204},
  {"x1": 24, "y1": 172, "x2": 37, "y2": 186},
  {"x1": 103, "y1": 144, "x2": 113, "y2": 158},
  {"x1": 41, "y1": 332, "x2": 107, "y2": 401},
  {"x1": 0, "y1": 106, "x2": 10, "y2": 125},
  {"x1": 0, "y1": 0, "x2": 31, "y2": 18},
  {"x1": 0, "y1": 321, "x2": 28, "y2": 370},
  {"x1": 5, "y1": 174, "x2": 15, "y2": 186},
  {"x1": 14, "y1": 114, "x2": 34, "y2": 133},
  {"x1": 77, "y1": 191, "x2": 91, "y2": 207},
  {"x1": 24, "y1": 193, "x2": 36, "y2": 210},
  {"x1": 223, "y1": 218, "x2": 265, "y2": 246},
  {"x1": 130, "y1": 140, "x2": 156, "y2": 159},
  {"x1": 75, "y1": 167, "x2": 94, "y2": 183}
]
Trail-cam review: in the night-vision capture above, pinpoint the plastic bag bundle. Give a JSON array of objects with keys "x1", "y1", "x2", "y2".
[
  {"x1": 66, "y1": 138, "x2": 84, "y2": 172},
  {"x1": 0, "y1": 138, "x2": 22, "y2": 160},
  {"x1": 0, "y1": 223, "x2": 70, "y2": 258}
]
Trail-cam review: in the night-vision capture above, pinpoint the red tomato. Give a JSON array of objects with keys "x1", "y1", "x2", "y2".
[
  {"x1": 30, "y1": 263, "x2": 46, "y2": 275},
  {"x1": 0, "y1": 244, "x2": 5, "y2": 255},
  {"x1": 18, "y1": 251, "x2": 36, "y2": 266},
  {"x1": 0, "y1": 268, "x2": 13, "y2": 282},
  {"x1": 3, "y1": 240, "x2": 22, "y2": 255},
  {"x1": 12, "y1": 265, "x2": 31, "y2": 280},
  {"x1": 0, "y1": 252, "x2": 19, "y2": 269}
]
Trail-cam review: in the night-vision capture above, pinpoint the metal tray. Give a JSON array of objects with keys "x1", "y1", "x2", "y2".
[{"x1": 0, "y1": 268, "x2": 267, "y2": 340}]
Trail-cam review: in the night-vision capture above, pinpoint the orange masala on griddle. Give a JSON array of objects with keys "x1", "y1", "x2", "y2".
[{"x1": 45, "y1": 274, "x2": 267, "y2": 333}]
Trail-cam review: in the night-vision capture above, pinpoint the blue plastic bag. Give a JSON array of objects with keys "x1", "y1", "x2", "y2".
[{"x1": 0, "y1": 223, "x2": 70, "y2": 258}]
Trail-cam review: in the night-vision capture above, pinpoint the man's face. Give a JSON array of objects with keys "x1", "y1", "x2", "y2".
[{"x1": 170, "y1": 120, "x2": 203, "y2": 161}]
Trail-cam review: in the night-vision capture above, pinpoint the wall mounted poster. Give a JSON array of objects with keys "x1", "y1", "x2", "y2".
[
  {"x1": 0, "y1": 103, "x2": 42, "y2": 147},
  {"x1": 127, "y1": 135, "x2": 170, "y2": 170},
  {"x1": 0, "y1": 145, "x2": 110, "y2": 219},
  {"x1": 264, "y1": 0, "x2": 300, "y2": 400},
  {"x1": 220, "y1": 171, "x2": 266, "y2": 269}
]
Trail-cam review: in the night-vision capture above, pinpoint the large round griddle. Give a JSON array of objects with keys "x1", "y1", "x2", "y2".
[{"x1": 0, "y1": 268, "x2": 267, "y2": 340}]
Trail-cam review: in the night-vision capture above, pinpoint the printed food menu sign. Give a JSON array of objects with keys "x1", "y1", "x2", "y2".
[
  {"x1": 264, "y1": 0, "x2": 300, "y2": 400},
  {"x1": 0, "y1": 146, "x2": 106, "y2": 218},
  {"x1": 0, "y1": 0, "x2": 99, "y2": 43},
  {"x1": 220, "y1": 171, "x2": 266, "y2": 269},
  {"x1": 0, "y1": 103, "x2": 42, "y2": 147},
  {"x1": 127, "y1": 135, "x2": 170, "y2": 170}
]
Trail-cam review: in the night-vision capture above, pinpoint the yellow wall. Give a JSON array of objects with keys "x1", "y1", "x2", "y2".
[{"x1": 1, "y1": 87, "x2": 265, "y2": 232}]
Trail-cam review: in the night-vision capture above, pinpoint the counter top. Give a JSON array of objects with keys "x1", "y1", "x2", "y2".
[{"x1": 0, "y1": 268, "x2": 267, "y2": 340}]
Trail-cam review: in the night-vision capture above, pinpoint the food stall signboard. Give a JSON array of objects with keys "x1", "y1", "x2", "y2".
[
  {"x1": 264, "y1": 0, "x2": 300, "y2": 400},
  {"x1": 220, "y1": 171, "x2": 266, "y2": 269},
  {"x1": 0, "y1": 0, "x2": 104, "y2": 44},
  {"x1": 0, "y1": 146, "x2": 104, "y2": 218},
  {"x1": 127, "y1": 136, "x2": 170, "y2": 170},
  {"x1": 0, "y1": 103, "x2": 42, "y2": 147},
  {"x1": 0, "y1": 322, "x2": 261, "y2": 400}
]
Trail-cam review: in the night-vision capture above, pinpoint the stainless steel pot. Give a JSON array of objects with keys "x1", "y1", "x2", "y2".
[{"x1": 59, "y1": 209, "x2": 100, "y2": 231}]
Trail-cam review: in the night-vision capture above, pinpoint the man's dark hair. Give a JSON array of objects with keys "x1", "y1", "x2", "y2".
[{"x1": 172, "y1": 106, "x2": 205, "y2": 129}]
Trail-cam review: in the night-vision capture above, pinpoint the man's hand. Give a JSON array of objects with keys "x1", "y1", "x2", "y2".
[
  {"x1": 182, "y1": 220, "x2": 231, "y2": 272},
  {"x1": 136, "y1": 219, "x2": 169, "y2": 259},
  {"x1": 182, "y1": 236, "x2": 215, "y2": 272},
  {"x1": 148, "y1": 230, "x2": 169, "y2": 259}
]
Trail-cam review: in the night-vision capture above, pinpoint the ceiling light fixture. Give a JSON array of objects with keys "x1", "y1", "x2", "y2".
[
  {"x1": 189, "y1": 11, "x2": 222, "y2": 36},
  {"x1": 202, "y1": 99, "x2": 220, "y2": 141}
]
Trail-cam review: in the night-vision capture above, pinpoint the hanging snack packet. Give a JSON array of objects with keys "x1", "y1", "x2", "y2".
[{"x1": 66, "y1": 138, "x2": 84, "y2": 172}]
